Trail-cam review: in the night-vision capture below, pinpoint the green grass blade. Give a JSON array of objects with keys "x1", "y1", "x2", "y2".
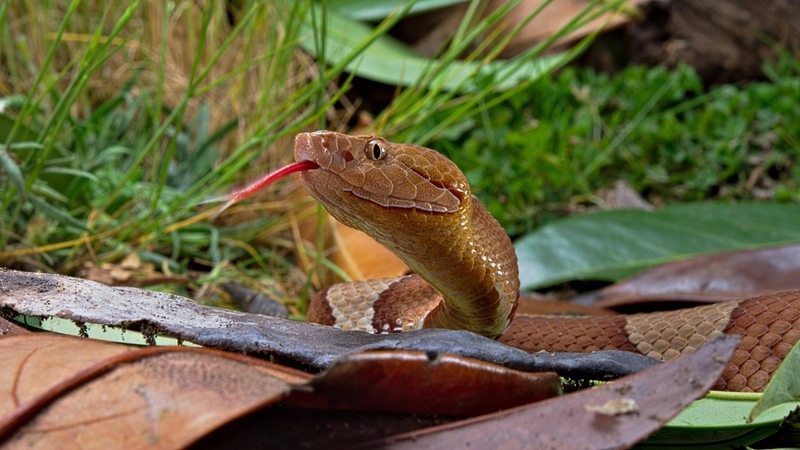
[{"x1": 0, "y1": 145, "x2": 26, "y2": 198}]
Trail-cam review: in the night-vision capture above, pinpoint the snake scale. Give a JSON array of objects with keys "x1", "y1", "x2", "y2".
[{"x1": 228, "y1": 131, "x2": 800, "y2": 392}]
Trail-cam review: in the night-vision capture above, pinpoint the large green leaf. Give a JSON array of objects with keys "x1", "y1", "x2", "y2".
[
  {"x1": 646, "y1": 341, "x2": 800, "y2": 447},
  {"x1": 516, "y1": 202, "x2": 800, "y2": 290},
  {"x1": 644, "y1": 393, "x2": 800, "y2": 447},
  {"x1": 299, "y1": 3, "x2": 565, "y2": 91}
]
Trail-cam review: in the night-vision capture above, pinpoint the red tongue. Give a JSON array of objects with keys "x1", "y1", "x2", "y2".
[{"x1": 215, "y1": 160, "x2": 318, "y2": 214}]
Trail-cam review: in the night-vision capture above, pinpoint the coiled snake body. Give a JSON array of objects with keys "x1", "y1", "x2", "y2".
[{"x1": 234, "y1": 131, "x2": 800, "y2": 392}]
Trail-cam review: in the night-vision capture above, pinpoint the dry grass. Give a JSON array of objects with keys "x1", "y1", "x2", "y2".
[{"x1": 2, "y1": 1, "x2": 321, "y2": 158}]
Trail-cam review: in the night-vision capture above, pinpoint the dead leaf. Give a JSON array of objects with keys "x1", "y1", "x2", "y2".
[
  {"x1": 411, "y1": 0, "x2": 642, "y2": 58},
  {"x1": 584, "y1": 398, "x2": 638, "y2": 416},
  {"x1": 590, "y1": 244, "x2": 800, "y2": 310},
  {"x1": 79, "y1": 254, "x2": 191, "y2": 287},
  {"x1": 0, "y1": 333, "x2": 306, "y2": 448},
  {"x1": 360, "y1": 335, "x2": 740, "y2": 449},
  {"x1": 299, "y1": 214, "x2": 408, "y2": 283},
  {"x1": 516, "y1": 295, "x2": 615, "y2": 316},
  {"x1": 193, "y1": 406, "x2": 454, "y2": 449},
  {"x1": 303, "y1": 350, "x2": 561, "y2": 416}
]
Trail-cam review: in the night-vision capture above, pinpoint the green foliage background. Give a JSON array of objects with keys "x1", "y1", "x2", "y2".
[{"x1": 425, "y1": 58, "x2": 800, "y2": 235}]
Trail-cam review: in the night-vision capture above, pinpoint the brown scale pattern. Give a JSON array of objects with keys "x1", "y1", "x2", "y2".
[
  {"x1": 297, "y1": 131, "x2": 518, "y2": 338},
  {"x1": 716, "y1": 291, "x2": 800, "y2": 391},
  {"x1": 498, "y1": 315, "x2": 637, "y2": 353},
  {"x1": 371, "y1": 276, "x2": 442, "y2": 333},
  {"x1": 308, "y1": 276, "x2": 443, "y2": 333},
  {"x1": 499, "y1": 292, "x2": 800, "y2": 392},
  {"x1": 309, "y1": 279, "x2": 394, "y2": 332},
  {"x1": 624, "y1": 301, "x2": 738, "y2": 362}
]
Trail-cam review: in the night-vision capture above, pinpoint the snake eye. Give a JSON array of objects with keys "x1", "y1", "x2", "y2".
[{"x1": 366, "y1": 139, "x2": 386, "y2": 161}]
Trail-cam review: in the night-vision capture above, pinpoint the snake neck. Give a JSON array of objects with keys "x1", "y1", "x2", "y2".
[{"x1": 393, "y1": 196, "x2": 520, "y2": 338}]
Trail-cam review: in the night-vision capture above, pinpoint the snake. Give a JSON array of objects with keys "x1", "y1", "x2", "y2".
[{"x1": 226, "y1": 130, "x2": 800, "y2": 392}]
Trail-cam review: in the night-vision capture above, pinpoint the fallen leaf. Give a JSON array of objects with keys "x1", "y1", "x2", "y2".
[
  {"x1": 305, "y1": 350, "x2": 561, "y2": 416},
  {"x1": 591, "y1": 244, "x2": 800, "y2": 309},
  {"x1": 332, "y1": 219, "x2": 408, "y2": 281},
  {"x1": 584, "y1": 397, "x2": 638, "y2": 416},
  {"x1": 79, "y1": 256, "x2": 191, "y2": 287},
  {"x1": 0, "y1": 334, "x2": 305, "y2": 448},
  {"x1": 193, "y1": 406, "x2": 454, "y2": 449},
  {"x1": 647, "y1": 394, "x2": 799, "y2": 447},
  {"x1": 220, "y1": 282, "x2": 288, "y2": 317},
  {"x1": 515, "y1": 294, "x2": 615, "y2": 316},
  {"x1": 360, "y1": 335, "x2": 740, "y2": 449}
]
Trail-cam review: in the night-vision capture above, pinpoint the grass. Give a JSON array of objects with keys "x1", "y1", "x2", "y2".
[
  {"x1": 418, "y1": 55, "x2": 800, "y2": 236},
  {"x1": 0, "y1": 2, "x2": 336, "y2": 309}
]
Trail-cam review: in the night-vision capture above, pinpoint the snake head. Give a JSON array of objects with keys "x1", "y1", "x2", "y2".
[{"x1": 294, "y1": 131, "x2": 469, "y2": 214}]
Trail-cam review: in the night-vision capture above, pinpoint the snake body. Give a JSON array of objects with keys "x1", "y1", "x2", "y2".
[{"x1": 284, "y1": 131, "x2": 800, "y2": 392}]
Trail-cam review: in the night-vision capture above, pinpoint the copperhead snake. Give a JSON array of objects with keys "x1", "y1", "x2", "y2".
[{"x1": 226, "y1": 131, "x2": 800, "y2": 392}]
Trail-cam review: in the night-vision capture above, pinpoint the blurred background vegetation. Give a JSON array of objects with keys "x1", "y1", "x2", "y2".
[{"x1": 1, "y1": 0, "x2": 798, "y2": 316}]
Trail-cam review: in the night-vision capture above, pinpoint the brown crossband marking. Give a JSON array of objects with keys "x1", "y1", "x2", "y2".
[
  {"x1": 308, "y1": 275, "x2": 444, "y2": 334},
  {"x1": 717, "y1": 291, "x2": 800, "y2": 391},
  {"x1": 371, "y1": 275, "x2": 442, "y2": 333},
  {"x1": 624, "y1": 302, "x2": 738, "y2": 362},
  {"x1": 306, "y1": 286, "x2": 336, "y2": 326},
  {"x1": 309, "y1": 279, "x2": 389, "y2": 332}
]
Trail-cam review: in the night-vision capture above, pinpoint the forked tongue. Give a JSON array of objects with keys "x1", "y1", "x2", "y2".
[{"x1": 211, "y1": 160, "x2": 318, "y2": 216}]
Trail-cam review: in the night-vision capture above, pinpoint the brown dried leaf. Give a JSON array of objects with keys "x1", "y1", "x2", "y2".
[
  {"x1": 362, "y1": 335, "x2": 740, "y2": 449},
  {"x1": 193, "y1": 406, "x2": 455, "y2": 449},
  {"x1": 0, "y1": 334, "x2": 306, "y2": 448},
  {"x1": 304, "y1": 350, "x2": 561, "y2": 416},
  {"x1": 78, "y1": 252, "x2": 190, "y2": 287},
  {"x1": 593, "y1": 244, "x2": 800, "y2": 309},
  {"x1": 516, "y1": 295, "x2": 614, "y2": 316}
]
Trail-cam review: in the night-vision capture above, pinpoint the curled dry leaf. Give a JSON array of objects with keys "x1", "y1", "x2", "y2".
[
  {"x1": 0, "y1": 333, "x2": 307, "y2": 448},
  {"x1": 302, "y1": 350, "x2": 561, "y2": 416},
  {"x1": 592, "y1": 244, "x2": 800, "y2": 309}
]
